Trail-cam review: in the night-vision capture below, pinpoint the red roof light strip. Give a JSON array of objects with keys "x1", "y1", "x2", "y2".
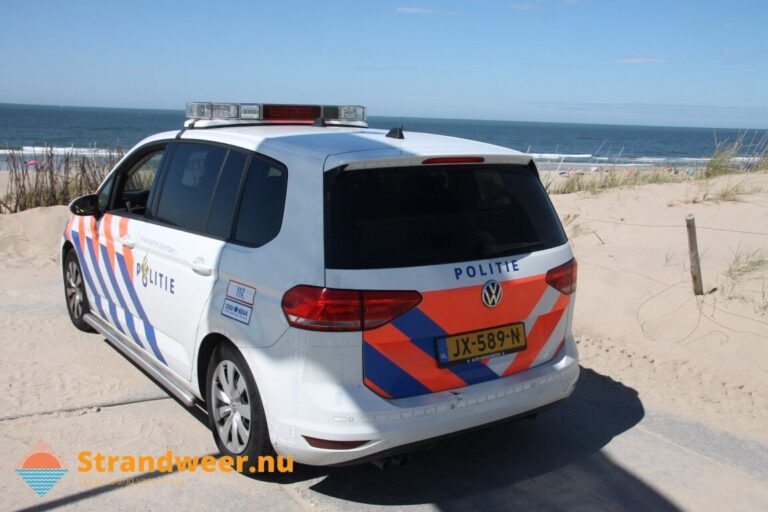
[{"x1": 262, "y1": 105, "x2": 322, "y2": 121}]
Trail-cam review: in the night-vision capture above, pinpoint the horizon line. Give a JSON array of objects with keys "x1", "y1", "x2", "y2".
[{"x1": 1, "y1": 101, "x2": 766, "y2": 132}]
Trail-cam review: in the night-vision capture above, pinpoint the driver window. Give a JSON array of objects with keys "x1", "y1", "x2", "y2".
[{"x1": 111, "y1": 149, "x2": 165, "y2": 216}]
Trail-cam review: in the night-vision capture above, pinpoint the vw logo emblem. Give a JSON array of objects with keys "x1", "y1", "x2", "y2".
[{"x1": 482, "y1": 280, "x2": 503, "y2": 308}]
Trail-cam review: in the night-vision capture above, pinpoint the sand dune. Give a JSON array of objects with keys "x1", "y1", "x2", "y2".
[
  {"x1": 551, "y1": 173, "x2": 768, "y2": 442},
  {"x1": 0, "y1": 173, "x2": 766, "y2": 439},
  {"x1": 1, "y1": 174, "x2": 767, "y2": 511}
]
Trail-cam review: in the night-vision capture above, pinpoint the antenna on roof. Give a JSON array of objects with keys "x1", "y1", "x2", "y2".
[{"x1": 386, "y1": 127, "x2": 405, "y2": 139}]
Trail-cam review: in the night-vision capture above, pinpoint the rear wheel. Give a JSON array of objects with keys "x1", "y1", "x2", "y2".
[
  {"x1": 63, "y1": 249, "x2": 95, "y2": 332},
  {"x1": 206, "y1": 342, "x2": 273, "y2": 466}
]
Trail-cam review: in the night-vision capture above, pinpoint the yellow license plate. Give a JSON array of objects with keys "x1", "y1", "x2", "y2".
[{"x1": 435, "y1": 323, "x2": 527, "y2": 367}]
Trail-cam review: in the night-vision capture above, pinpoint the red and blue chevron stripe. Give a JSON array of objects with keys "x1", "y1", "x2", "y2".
[
  {"x1": 67, "y1": 214, "x2": 166, "y2": 365},
  {"x1": 362, "y1": 274, "x2": 570, "y2": 399}
]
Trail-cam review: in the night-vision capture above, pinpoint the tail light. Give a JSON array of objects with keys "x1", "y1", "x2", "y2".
[
  {"x1": 281, "y1": 285, "x2": 422, "y2": 332},
  {"x1": 545, "y1": 258, "x2": 577, "y2": 295}
]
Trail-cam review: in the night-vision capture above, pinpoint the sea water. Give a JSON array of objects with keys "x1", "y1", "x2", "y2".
[{"x1": 1, "y1": 103, "x2": 765, "y2": 169}]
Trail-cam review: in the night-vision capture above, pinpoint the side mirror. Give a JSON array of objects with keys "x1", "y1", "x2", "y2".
[{"x1": 69, "y1": 194, "x2": 100, "y2": 217}]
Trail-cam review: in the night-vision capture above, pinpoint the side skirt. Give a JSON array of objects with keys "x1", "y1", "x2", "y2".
[{"x1": 84, "y1": 313, "x2": 197, "y2": 406}]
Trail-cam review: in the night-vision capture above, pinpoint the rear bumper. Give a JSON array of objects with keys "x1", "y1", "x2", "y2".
[{"x1": 247, "y1": 335, "x2": 579, "y2": 466}]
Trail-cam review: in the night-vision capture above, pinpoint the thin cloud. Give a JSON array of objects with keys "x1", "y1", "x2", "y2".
[
  {"x1": 617, "y1": 57, "x2": 668, "y2": 64},
  {"x1": 396, "y1": 7, "x2": 433, "y2": 14},
  {"x1": 511, "y1": 0, "x2": 578, "y2": 11}
]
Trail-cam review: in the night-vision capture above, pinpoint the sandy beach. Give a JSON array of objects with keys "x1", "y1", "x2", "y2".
[
  {"x1": 552, "y1": 173, "x2": 768, "y2": 443},
  {"x1": 1, "y1": 172, "x2": 767, "y2": 510}
]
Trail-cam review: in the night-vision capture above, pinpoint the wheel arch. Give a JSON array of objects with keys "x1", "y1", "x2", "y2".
[
  {"x1": 61, "y1": 240, "x2": 74, "y2": 267},
  {"x1": 196, "y1": 332, "x2": 233, "y2": 400}
]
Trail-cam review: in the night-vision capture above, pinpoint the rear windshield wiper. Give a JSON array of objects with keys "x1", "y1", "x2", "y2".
[{"x1": 480, "y1": 241, "x2": 543, "y2": 257}]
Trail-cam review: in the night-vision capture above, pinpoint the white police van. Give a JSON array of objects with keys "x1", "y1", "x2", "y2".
[{"x1": 62, "y1": 102, "x2": 579, "y2": 466}]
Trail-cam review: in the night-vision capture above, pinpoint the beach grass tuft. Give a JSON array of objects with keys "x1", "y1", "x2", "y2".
[
  {"x1": 686, "y1": 179, "x2": 761, "y2": 204},
  {"x1": 705, "y1": 132, "x2": 768, "y2": 178},
  {"x1": 546, "y1": 167, "x2": 699, "y2": 195},
  {"x1": 725, "y1": 246, "x2": 768, "y2": 280}
]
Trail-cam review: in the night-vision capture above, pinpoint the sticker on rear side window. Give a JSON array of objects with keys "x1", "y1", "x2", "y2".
[{"x1": 222, "y1": 299, "x2": 252, "y2": 325}]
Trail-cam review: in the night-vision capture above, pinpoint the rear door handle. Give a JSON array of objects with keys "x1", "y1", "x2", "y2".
[
  {"x1": 190, "y1": 258, "x2": 212, "y2": 276},
  {"x1": 119, "y1": 236, "x2": 135, "y2": 249}
]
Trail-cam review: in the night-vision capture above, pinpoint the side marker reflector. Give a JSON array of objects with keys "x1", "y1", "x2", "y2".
[{"x1": 303, "y1": 437, "x2": 370, "y2": 450}]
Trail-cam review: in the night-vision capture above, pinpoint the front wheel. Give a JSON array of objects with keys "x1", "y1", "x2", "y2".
[
  {"x1": 63, "y1": 249, "x2": 95, "y2": 332},
  {"x1": 206, "y1": 342, "x2": 273, "y2": 465}
]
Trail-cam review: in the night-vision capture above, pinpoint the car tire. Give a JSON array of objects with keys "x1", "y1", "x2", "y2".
[
  {"x1": 206, "y1": 341, "x2": 273, "y2": 467},
  {"x1": 63, "y1": 249, "x2": 96, "y2": 333}
]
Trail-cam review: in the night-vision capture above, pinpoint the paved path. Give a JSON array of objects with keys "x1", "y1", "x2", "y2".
[
  {"x1": 1, "y1": 246, "x2": 766, "y2": 511},
  {"x1": 2, "y1": 351, "x2": 767, "y2": 511}
]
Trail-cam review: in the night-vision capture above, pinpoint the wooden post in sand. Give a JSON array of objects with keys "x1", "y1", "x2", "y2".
[{"x1": 686, "y1": 214, "x2": 704, "y2": 296}]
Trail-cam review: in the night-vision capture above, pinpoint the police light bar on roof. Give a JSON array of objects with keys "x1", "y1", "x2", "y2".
[{"x1": 185, "y1": 102, "x2": 367, "y2": 125}]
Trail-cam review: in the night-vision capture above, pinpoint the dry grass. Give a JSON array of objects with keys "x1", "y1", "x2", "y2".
[
  {"x1": 725, "y1": 246, "x2": 768, "y2": 280},
  {"x1": 758, "y1": 280, "x2": 768, "y2": 315},
  {"x1": 685, "y1": 179, "x2": 761, "y2": 204},
  {"x1": 1, "y1": 147, "x2": 123, "y2": 213},
  {"x1": 547, "y1": 168, "x2": 697, "y2": 195},
  {"x1": 546, "y1": 131, "x2": 767, "y2": 196},
  {"x1": 705, "y1": 141, "x2": 741, "y2": 178},
  {"x1": 705, "y1": 132, "x2": 768, "y2": 178}
]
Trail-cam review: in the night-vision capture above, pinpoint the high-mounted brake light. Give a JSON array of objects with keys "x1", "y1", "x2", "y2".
[
  {"x1": 185, "y1": 102, "x2": 366, "y2": 125},
  {"x1": 545, "y1": 258, "x2": 577, "y2": 295},
  {"x1": 281, "y1": 286, "x2": 422, "y2": 332},
  {"x1": 422, "y1": 156, "x2": 485, "y2": 164}
]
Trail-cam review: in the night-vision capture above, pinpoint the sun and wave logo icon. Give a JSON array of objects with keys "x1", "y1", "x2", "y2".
[{"x1": 15, "y1": 441, "x2": 68, "y2": 497}]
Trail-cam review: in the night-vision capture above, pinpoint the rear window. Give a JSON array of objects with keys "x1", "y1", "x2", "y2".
[{"x1": 324, "y1": 164, "x2": 567, "y2": 269}]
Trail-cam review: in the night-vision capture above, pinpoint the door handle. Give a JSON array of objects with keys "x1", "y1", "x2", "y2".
[
  {"x1": 119, "y1": 236, "x2": 135, "y2": 249},
  {"x1": 190, "y1": 258, "x2": 212, "y2": 276}
]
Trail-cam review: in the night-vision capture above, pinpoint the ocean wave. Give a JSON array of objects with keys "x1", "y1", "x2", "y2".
[
  {"x1": 529, "y1": 153, "x2": 593, "y2": 160},
  {"x1": 0, "y1": 146, "x2": 119, "y2": 156},
  {"x1": 627, "y1": 157, "x2": 668, "y2": 163}
]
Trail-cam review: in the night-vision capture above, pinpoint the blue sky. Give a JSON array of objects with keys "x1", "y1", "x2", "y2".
[{"x1": 1, "y1": 0, "x2": 766, "y2": 128}]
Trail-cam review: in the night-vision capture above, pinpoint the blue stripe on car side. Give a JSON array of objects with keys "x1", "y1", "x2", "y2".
[
  {"x1": 116, "y1": 252, "x2": 166, "y2": 365},
  {"x1": 99, "y1": 244, "x2": 143, "y2": 348},
  {"x1": 70, "y1": 230, "x2": 108, "y2": 320},
  {"x1": 84, "y1": 235, "x2": 126, "y2": 334}
]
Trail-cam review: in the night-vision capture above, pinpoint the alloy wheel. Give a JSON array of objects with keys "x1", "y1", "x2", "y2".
[
  {"x1": 211, "y1": 360, "x2": 251, "y2": 453},
  {"x1": 65, "y1": 260, "x2": 84, "y2": 319}
]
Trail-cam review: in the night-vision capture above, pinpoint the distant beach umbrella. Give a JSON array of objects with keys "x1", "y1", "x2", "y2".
[{"x1": 25, "y1": 159, "x2": 38, "y2": 167}]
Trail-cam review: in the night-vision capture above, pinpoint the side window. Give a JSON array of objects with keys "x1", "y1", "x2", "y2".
[
  {"x1": 125, "y1": 153, "x2": 163, "y2": 192},
  {"x1": 154, "y1": 143, "x2": 227, "y2": 233},
  {"x1": 110, "y1": 148, "x2": 166, "y2": 216},
  {"x1": 205, "y1": 150, "x2": 248, "y2": 239},
  {"x1": 233, "y1": 158, "x2": 288, "y2": 246},
  {"x1": 97, "y1": 174, "x2": 115, "y2": 211}
]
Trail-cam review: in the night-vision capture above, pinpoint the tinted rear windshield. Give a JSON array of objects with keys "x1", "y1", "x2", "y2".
[{"x1": 324, "y1": 163, "x2": 567, "y2": 269}]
